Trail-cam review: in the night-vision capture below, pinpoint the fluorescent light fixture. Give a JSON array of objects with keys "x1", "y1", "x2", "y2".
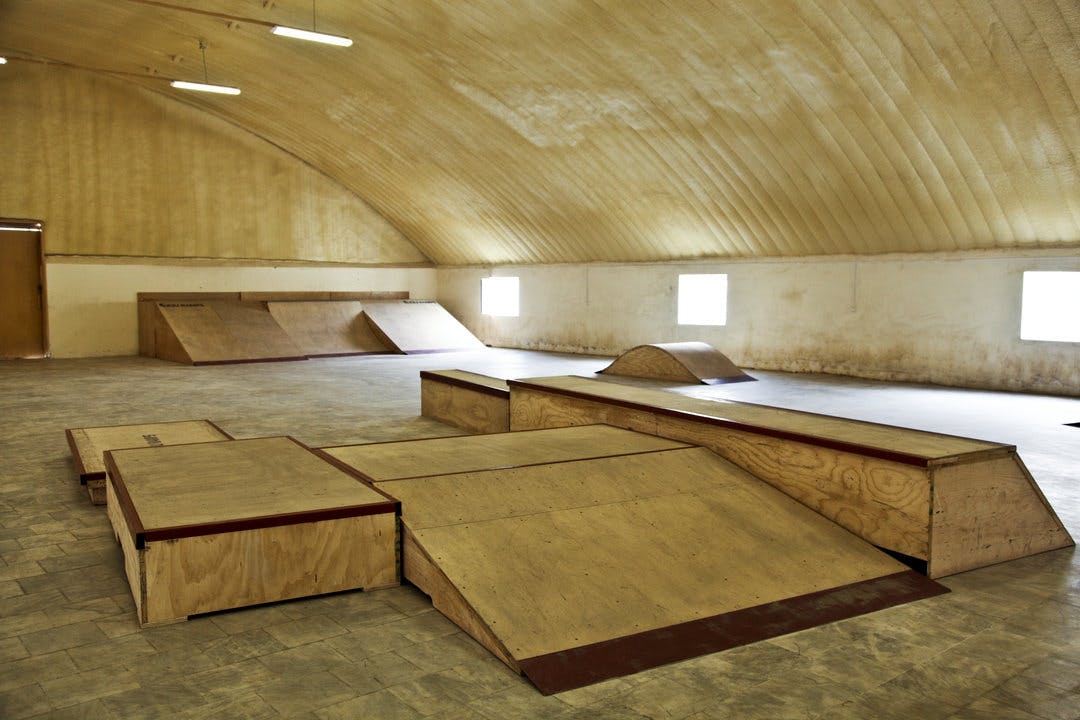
[
  {"x1": 0, "y1": 224, "x2": 41, "y2": 232},
  {"x1": 0, "y1": 57, "x2": 7, "y2": 64},
  {"x1": 170, "y1": 80, "x2": 241, "y2": 95},
  {"x1": 271, "y1": 25, "x2": 352, "y2": 46}
]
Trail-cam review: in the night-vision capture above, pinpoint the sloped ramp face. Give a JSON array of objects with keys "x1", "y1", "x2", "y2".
[
  {"x1": 363, "y1": 300, "x2": 485, "y2": 353},
  {"x1": 151, "y1": 301, "x2": 306, "y2": 365},
  {"x1": 365, "y1": 430, "x2": 946, "y2": 694},
  {"x1": 266, "y1": 301, "x2": 392, "y2": 357},
  {"x1": 600, "y1": 341, "x2": 754, "y2": 385}
]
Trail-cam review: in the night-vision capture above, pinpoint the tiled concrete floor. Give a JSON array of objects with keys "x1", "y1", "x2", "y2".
[{"x1": 0, "y1": 349, "x2": 1077, "y2": 719}]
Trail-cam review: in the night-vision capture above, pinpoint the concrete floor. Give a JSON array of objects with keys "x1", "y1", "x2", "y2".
[{"x1": 0, "y1": 349, "x2": 1077, "y2": 719}]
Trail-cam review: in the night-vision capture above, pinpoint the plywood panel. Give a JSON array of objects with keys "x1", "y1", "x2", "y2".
[
  {"x1": 420, "y1": 377, "x2": 509, "y2": 434},
  {"x1": 207, "y1": 301, "x2": 305, "y2": 362},
  {"x1": 109, "y1": 437, "x2": 391, "y2": 531},
  {"x1": 66, "y1": 419, "x2": 232, "y2": 505},
  {"x1": 141, "y1": 513, "x2": 398, "y2": 625},
  {"x1": 267, "y1": 301, "x2": 392, "y2": 356},
  {"x1": 407, "y1": 451, "x2": 909, "y2": 660},
  {"x1": 929, "y1": 455, "x2": 1074, "y2": 577},
  {"x1": 363, "y1": 301, "x2": 485, "y2": 353},
  {"x1": 323, "y1": 425, "x2": 686, "y2": 481}
]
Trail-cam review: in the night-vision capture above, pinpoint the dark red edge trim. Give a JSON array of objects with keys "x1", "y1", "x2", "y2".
[
  {"x1": 202, "y1": 419, "x2": 236, "y2": 440},
  {"x1": 191, "y1": 355, "x2": 309, "y2": 366},
  {"x1": 420, "y1": 370, "x2": 510, "y2": 398},
  {"x1": 700, "y1": 374, "x2": 757, "y2": 385},
  {"x1": 305, "y1": 446, "x2": 402, "y2": 506},
  {"x1": 103, "y1": 450, "x2": 146, "y2": 548},
  {"x1": 403, "y1": 347, "x2": 485, "y2": 355},
  {"x1": 65, "y1": 428, "x2": 91, "y2": 483},
  {"x1": 518, "y1": 570, "x2": 948, "y2": 695},
  {"x1": 305, "y1": 351, "x2": 395, "y2": 359},
  {"x1": 507, "y1": 380, "x2": 1014, "y2": 467},
  {"x1": 141, "y1": 501, "x2": 399, "y2": 545}
]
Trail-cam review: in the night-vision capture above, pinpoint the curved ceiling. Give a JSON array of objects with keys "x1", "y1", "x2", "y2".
[{"x1": 2, "y1": 0, "x2": 1079, "y2": 265}]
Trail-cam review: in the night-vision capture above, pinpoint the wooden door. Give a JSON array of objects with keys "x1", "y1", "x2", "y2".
[{"x1": 0, "y1": 222, "x2": 47, "y2": 359}]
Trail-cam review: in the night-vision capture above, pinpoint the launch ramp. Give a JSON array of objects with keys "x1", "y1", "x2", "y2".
[{"x1": 329, "y1": 426, "x2": 946, "y2": 694}]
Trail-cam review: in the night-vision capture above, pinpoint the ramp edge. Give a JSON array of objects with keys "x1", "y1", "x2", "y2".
[{"x1": 518, "y1": 570, "x2": 947, "y2": 695}]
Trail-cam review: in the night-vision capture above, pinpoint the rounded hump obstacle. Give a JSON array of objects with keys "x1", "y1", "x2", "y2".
[{"x1": 600, "y1": 341, "x2": 754, "y2": 385}]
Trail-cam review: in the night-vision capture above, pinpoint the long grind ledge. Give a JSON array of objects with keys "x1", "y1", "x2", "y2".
[{"x1": 507, "y1": 375, "x2": 1074, "y2": 578}]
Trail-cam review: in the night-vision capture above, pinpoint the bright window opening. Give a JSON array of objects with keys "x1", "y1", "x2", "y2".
[
  {"x1": 481, "y1": 276, "x2": 519, "y2": 317},
  {"x1": 678, "y1": 274, "x2": 727, "y2": 326},
  {"x1": 1021, "y1": 271, "x2": 1080, "y2": 342}
]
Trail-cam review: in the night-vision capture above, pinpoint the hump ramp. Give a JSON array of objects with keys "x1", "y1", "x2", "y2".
[
  {"x1": 322, "y1": 426, "x2": 945, "y2": 694},
  {"x1": 600, "y1": 341, "x2": 754, "y2": 384}
]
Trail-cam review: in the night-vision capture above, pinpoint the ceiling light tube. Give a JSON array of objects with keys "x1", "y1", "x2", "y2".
[
  {"x1": 170, "y1": 80, "x2": 241, "y2": 95},
  {"x1": 0, "y1": 58, "x2": 7, "y2": 64},
  {"x1": 271, "y1": 25, "x2": 352, "y2": 46}
]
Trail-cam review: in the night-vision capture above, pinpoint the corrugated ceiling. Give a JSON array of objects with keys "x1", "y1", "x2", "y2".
[{"x1": 2, "y1": 0, "x2": 1079, "y2": 265}]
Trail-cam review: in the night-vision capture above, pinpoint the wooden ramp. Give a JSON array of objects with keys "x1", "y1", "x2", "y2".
[
  {"x1": 508, "y1": 376, "x2": 1075, "y2": 578},
  {"x1": 600, "y1": 341, "x2": 754, "y2": 384},
  {"x1": 65, "y1": 419, "x2": 233, "y2": 505},
  {"x1": 363, "y1": 301, "x2": 485, "y2": 353},
  {"x1": 267, "y1": 301, "x2": 391, "y2": 357},
  {"x1": 146, "y1": 301, "x2": 307, "y2": 364},
  {"x1": 328, "y1": 426, "x2": 946, "y2": 693}
]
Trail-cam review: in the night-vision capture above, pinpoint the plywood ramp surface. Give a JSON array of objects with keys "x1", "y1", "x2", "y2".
[
  {"x1": 514, "y1": 376, "x2": 1008, "y2": 464},
  {"x1": 109, "y1": 437, "x2": 391, "y2": 531},
  {"x1": 393, "y1": 439, "x2": 945, "y2": 692},
  {"x1": 66, "y1": 419, "x2": 232, "y2": 505},
  {"x1": 323, "y1": 425, "x2": 686, "y2": 482},
  {"x1": 267, "y1": 301, "x2": 392, "y2": 356},
  {"x1": 363, "y1": 301, "x2": 485, "y2": 353},
  {"x1": 152, "y1": 301, "x2": 305, "y2": 364},
  {"x1": 600, "y1": 342, "x2": 754, "y2": 385}
]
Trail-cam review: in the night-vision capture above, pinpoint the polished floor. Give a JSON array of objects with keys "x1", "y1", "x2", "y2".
[{"x1": 0, "y1": 349, "x2": 1077, "y2": 719}]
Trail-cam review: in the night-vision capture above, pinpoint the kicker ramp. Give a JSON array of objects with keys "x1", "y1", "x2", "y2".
[
  {"x1": 320, "y1": 425, "x2": 945, "y2": 694},
  {"x1": 363, "y1": 300, "x2": 485, "y2": 353},
  {"x1": 600, "y1": 341, "x2": 754, "y2": 384}
]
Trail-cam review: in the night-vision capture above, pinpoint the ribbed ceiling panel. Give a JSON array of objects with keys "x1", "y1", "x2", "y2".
[{"x1": 1, "y1": 0, "x2": 1078, "y2": 264}]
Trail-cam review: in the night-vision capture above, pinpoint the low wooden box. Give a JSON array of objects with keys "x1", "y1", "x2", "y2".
[
  {"x1": 65, "y1": 419, "x2": 233, "y2": 505},
  {"x1": 105, "y1": 436, "x2": 399, "y2": 626},
  {"x1": 420, "y1": 370, "x2": 510, "y2": 433}
]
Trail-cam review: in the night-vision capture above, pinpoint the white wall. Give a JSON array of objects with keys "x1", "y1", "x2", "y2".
[
  {"x1": 46, "y1": 260, "x2": 436, "y2": 358},
  {"x1": 438, "y1": 251, "x2": 1080, "y2": 396}
]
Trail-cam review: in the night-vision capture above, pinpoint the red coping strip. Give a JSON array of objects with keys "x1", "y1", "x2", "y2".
[
  {"x1": 507, "y1": 380, "x2": 1015, "y2": 468},
  {"x1": 518, "y1": 569, "x2": 947, "y2": 695},
  {"x1": 420, "y1": 370, "x2": 510, "y2": 398}
]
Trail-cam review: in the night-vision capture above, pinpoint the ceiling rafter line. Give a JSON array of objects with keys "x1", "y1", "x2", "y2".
[
  {"x1": 915, "y1": 0, "x2": 1022, "y2": 246},
  {"x1": 785, "y1": 1, "x2": 928, "y2": 252},
  {"x1": 121, "y1": 0, "x2": 276, "y2": 28},
  {"x1": 869, "y1": 0, "x2": 996, "y2": 249},
  {"x1": 703, "y1": 3, "x2": 858, "y2": 256},
  {"x1": 546, "y1": 4, "x2": 764, "y2": 259},
  {"x1": 809, "y1": 0, "x2": 951, "y2": 253},
  {"x1": 0, "y1": 52, "x2": 183, "y2": 83}
]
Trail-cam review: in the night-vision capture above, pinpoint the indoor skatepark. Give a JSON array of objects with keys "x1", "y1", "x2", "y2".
[{"x1": 4, "y1": 0, "x2": 1080, "y2": 716}]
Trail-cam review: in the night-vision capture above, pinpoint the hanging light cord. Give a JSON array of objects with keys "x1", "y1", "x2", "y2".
[{"x1": 312, "y1": 0, "x2": 317, "y2": 31}]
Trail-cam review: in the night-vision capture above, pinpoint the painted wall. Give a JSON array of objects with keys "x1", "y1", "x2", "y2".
[
  {"x1": 2, "y1": 63, "x2": 426, "y2": 265},
  {"x1": 46, "y1": 261, "x2": 436, "y2": 358},
  {"x1": 438, "y1": 251, "x2": 1080, "y2": 396}
]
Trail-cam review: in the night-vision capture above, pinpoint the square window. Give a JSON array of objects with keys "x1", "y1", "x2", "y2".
[
  {"x1": 1020, "y1": 271, "x2": 1080, "y2": 342},
  {"x1": 481, "y1": 276, "x2": 519, "y2": 317},
  {"x1": 678, "y1": 274, "x2": 727, "y2": 326}
]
